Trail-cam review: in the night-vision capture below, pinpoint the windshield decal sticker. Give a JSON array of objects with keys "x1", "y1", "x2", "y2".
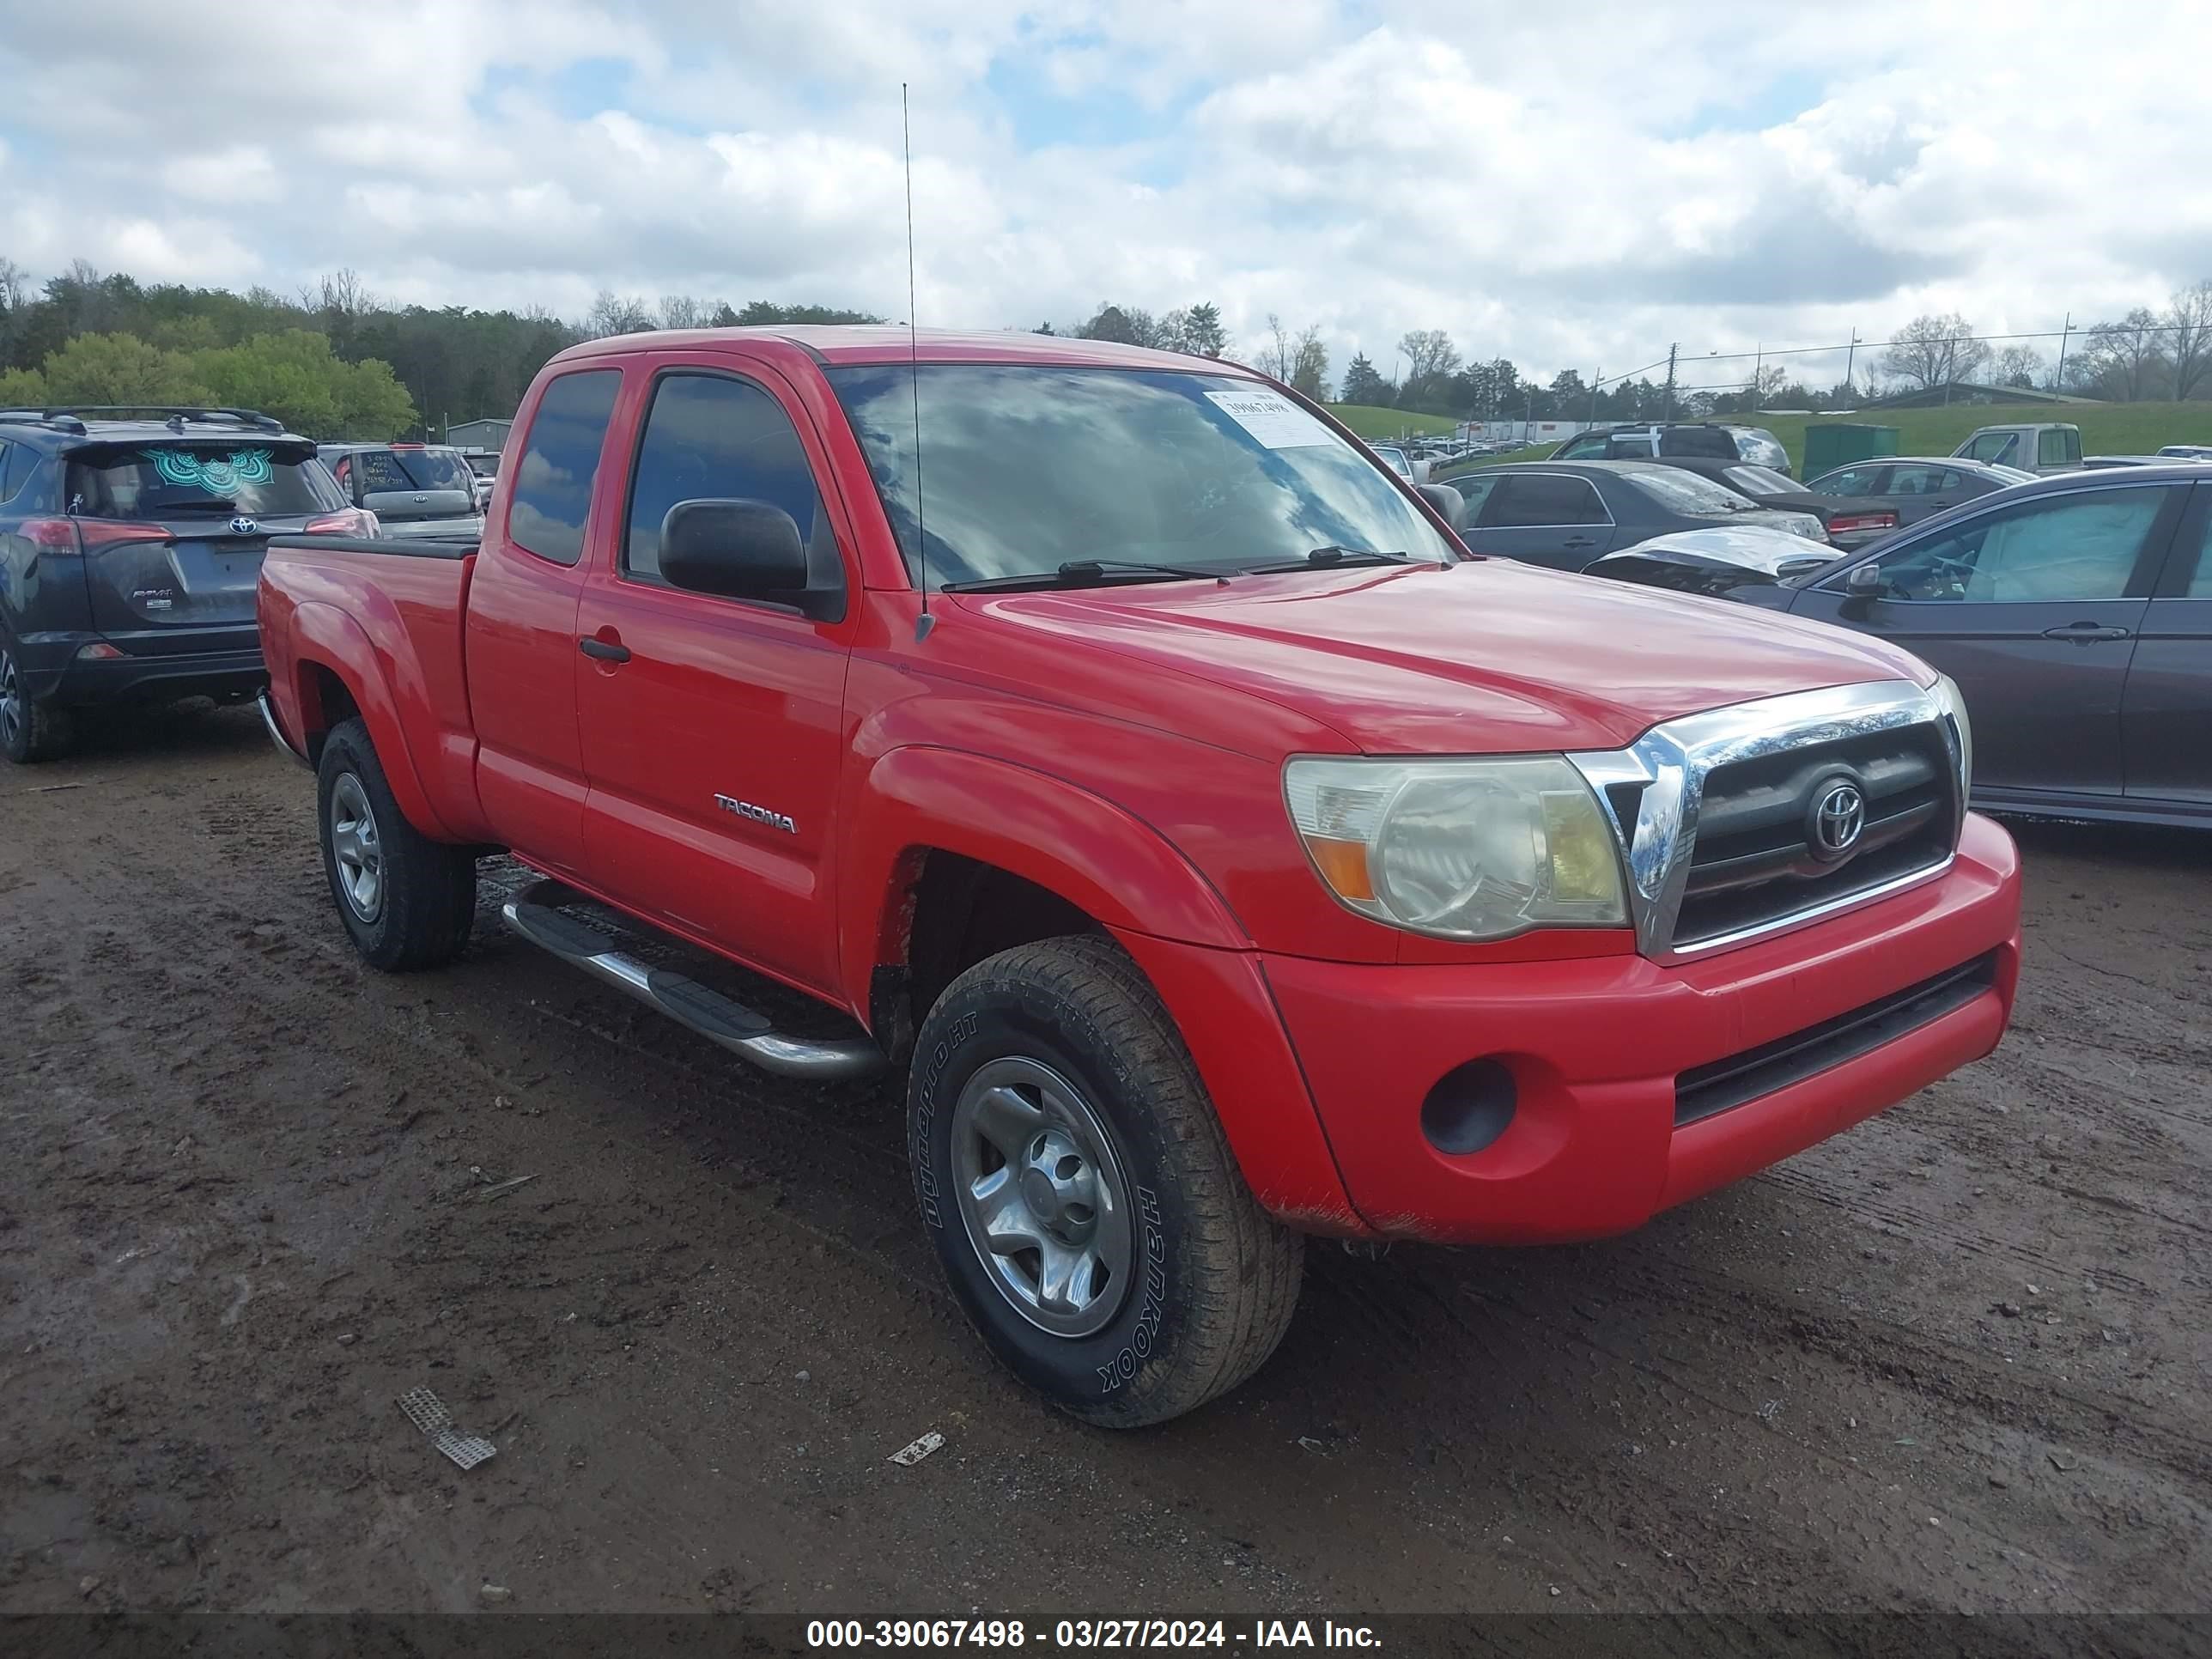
[
  {"x1": 1203, "y1": 388, "x2": 1334, "y2": 450},
  {"x1": 142, "y1": 448, "x2": 276, "y2": 494}
]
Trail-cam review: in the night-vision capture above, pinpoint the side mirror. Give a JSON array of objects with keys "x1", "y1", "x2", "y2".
[
  {"x1": 659, "y1": 498, "x2": 809, "y2": 601},
  {"x1": 1417, "y1": 483, "x2": 1465, "y2": 527},
  {"x1": 1839, "y1": 559, "x2": 1884, "y2": 617}
]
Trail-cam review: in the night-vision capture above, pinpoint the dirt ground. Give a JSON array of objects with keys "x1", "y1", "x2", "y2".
[{"x1": 2, "y1": 702, "x2": 2207, "y2": 1620}]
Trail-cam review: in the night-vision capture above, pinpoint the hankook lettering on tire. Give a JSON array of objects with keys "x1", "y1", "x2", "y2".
[
  {"x1": 913, "y1": 1010, "x2": 980, "y2": 1229},
  {"x1": 1097, "y1": 1186, "x2": 1166, "y2": 1392}
]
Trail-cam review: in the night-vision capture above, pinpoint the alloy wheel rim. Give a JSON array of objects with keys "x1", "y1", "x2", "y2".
[
  {"x1": 0, "y1": 649, "x2": 21, "y2": 750},
  {"x1": 328, "y1": 771, "x2": 385, "y2": 922},
  {"x1": 950, "y1": 1054, "x2": 1136, "y2": 1339}
]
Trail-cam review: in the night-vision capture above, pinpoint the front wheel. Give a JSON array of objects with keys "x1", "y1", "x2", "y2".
[
  {"x1": 316, "y1": 717, "x2": 477, "y2": 971},
  {"x1": 908, "y1": 935, "x2": 1304, "y2": 1426}
]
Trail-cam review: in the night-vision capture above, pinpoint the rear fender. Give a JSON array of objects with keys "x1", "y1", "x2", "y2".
[{"x1": 284, "y1": 600, "x2": 459, "y2": 840}]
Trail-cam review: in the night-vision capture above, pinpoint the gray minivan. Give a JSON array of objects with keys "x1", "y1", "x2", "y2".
[{"x1": 318, "y1": 442, "x2": 486, "y2": 540}]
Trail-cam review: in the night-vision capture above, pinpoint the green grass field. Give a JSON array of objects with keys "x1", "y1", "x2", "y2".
[
  {"x1": 1432, "y1": 400, "x2": 2212, "y2": 480},
  {"x1": 1325, "y1": 404, "x2": 1462, "y2": 440}
]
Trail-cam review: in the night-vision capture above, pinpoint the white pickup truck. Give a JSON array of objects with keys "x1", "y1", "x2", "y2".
[{"x1": 1952, "y1": 422, "x2": 2082, "y2": 475}]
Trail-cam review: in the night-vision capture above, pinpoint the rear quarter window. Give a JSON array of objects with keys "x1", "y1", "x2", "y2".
[{"x1": 505, "y1": 369, "x2": 622, "y2": 567}]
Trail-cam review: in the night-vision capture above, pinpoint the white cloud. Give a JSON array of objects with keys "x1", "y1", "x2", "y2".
[{"x1": 0, "y1": 0, "x2": 2205, "y2": 390}]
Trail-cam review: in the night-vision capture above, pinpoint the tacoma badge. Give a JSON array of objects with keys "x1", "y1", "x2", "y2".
[{"x1": 715, "y1": 794, "x2": 796, "y2": 834}]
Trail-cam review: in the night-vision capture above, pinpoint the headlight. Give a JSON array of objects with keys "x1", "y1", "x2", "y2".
[
  {"x1": 1931, "y1": 672, "x2": 1974, "y2": 801},
  {"x1": 1284, "y1": 756, "x2": 1628, "y2": 940}
]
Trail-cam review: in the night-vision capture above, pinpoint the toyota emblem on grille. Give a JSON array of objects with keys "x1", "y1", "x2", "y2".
[
  {"x1": 1808, "y1": 780, "x2": 1866, "y2": 860},
  {"x1": 229, "y1": 515, "x2": 258, "y2": 535}
]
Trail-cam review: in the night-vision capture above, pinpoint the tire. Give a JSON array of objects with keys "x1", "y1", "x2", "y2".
[
  {"x1": 315, "y1": 717, "x2": 476, "y2": 971},
  {"x1": 0, "y1": 642, "x2": 75, "y2": 764},
  {"x1": 908, "y1": 934, "x2": 1304, "y2": 1427}
]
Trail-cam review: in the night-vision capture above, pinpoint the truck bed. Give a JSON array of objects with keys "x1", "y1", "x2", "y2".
[{"x1": 257, "y1": 532, "x2": 489, "y2": 842}]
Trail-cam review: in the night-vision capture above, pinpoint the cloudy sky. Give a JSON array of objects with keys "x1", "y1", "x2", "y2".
[{"x1": 3, "y1": 1, "x2": 2208, "y2": 389}]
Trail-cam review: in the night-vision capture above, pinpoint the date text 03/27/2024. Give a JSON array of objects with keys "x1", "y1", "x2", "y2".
[{"x1": 805, "y1": 1620, "x2": 1382, "y2": 1649}]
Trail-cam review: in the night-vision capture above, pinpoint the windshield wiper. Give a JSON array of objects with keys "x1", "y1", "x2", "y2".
[
  {"x1": 941, "y1": 559, "x2": 1230, "y2": 593},
  {"x1": 1238, "y1": 544, "x2": 1418, "y2": 574}
]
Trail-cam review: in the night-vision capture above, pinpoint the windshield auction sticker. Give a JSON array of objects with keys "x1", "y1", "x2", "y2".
[{"x1": 1204, "y1": 388, "x2": 1334, "y2": 449}]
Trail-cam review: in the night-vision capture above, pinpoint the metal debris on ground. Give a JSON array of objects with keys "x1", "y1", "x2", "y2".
[
  {"x1": 888, "y1": 1431, "x2": 945, "y2": 1467},
  {"x1": 397, "y1": 1386, "x2": 499, "y2": 1469},
  {"x1": 478, "y1": 1174, "x2": 538, "y2": 1202}
]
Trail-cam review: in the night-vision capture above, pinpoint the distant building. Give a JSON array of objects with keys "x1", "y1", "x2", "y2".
[
  {"x1": 1863, "y1": 382, "x2": 2102, "y2": 410},
  {"x1": 446, "y1": 417, "x2": 514, "y2": 452}
]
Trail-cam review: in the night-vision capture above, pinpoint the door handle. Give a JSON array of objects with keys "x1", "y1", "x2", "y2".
[
  {"x1": 1562, "y1": 536, "x2": 1598, "y2": 549},
  {"x1": 578, "y1": 636, "x2": 631, "y2": 663},
  {"x1": 2039, "y1": 623, "x2": 2130, "y2": 644}
]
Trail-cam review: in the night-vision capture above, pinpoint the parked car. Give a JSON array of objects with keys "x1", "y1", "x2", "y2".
[
  {"x1": 1553, "y1": 422, "x2": 1793, "y2": 476},
  {"x1": 1802, "y1": 456, "x2": 2034, "y2": 536},
  {"x1": 1952, "y1": 422, "x2": 2082, "y2": 474},
  {"x1": 317, "y1": 441, "x2": 487, "y2": 540},
  {"x1": 1591, "y1": 465, "x2": 2211, "y2": 827},
  {"x1": 459, "y1": 447, "x2": 500, "y2": 511},
  {"x1": 2156, "y1": 444, "x2": 2212, "y2": 462},
  {"x1": 1443, "y1": 459, "x2": 1826, "y2": 570},
  {"x1": 1369, "y1": 441, "x2": 1429, "y2": 483},
  {"x1": 258, "y1": 326, "x2": 2019, "y2": 1425},
  {"x1": 0, "y1": 404, "x2": 374, "y2": 764},
  {"x1": 1642, "y1": 456, "x2": 1903, "y2": 550},
  {"x1": 1583, "y1": 525, "x2": 1842, "y2": 591},
  {"x1": 2084, "y1": 455, "x2": 2177, "y2": 468}
]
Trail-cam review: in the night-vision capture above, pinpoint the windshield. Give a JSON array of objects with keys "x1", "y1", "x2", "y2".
[
  {"x1": 65, "y1": 444, "x2": 341, "y2": 520},
  {"x1": 1626, "y1": 468, "x2": 1753, "y2": 514},
  {"x1": 1371, "y1": 444, "x2": 1413, "y2": 476},
  {"x1": 825, "y1": 365, "x2": 1456, "y2": 586},
  {"x1": 1723, "y1": 465, "x2": 1796, "y2": 494}
]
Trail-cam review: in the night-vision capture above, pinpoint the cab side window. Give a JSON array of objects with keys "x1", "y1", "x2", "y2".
[
  {"x1": 507, "y1": 369, "x2": 622, "y2": 567},
  {"x1": 623, "y1": 374, "x2": 838, "y2": 596}
]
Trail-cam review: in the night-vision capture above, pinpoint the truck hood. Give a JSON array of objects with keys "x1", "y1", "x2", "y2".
[{"x1": 957, "y1": 559, "x2": 1931, "y2": 756}]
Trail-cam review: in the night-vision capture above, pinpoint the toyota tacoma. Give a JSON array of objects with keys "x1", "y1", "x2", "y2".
[{"x1": 257, "y1": 328, "x2": 2021, "y2": 1425}]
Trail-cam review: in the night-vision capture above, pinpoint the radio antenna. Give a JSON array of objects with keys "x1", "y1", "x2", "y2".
[{"x1": 902, "y1": 82, "x2": 932, "y2": 641}]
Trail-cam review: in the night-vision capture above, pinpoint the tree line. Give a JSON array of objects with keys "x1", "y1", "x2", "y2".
[
  {"x1": 0, "y1": 258, "x2": 879, "y2": 441},
  {"x1": 1875, "y1": 286, "x2": 2212, "y2": 403},
  {"x1": 7, "y1": 256, "x2": 2209, "y2": 442}
]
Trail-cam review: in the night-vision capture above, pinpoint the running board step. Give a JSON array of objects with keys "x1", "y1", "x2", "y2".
[{"x1": 501, "y1": 881, "x2": 885, "y2": 1081}]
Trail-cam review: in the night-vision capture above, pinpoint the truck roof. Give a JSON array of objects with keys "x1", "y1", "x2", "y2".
[{"x1": 550, "y1": 325, "x2": 1249, "y2": 375}]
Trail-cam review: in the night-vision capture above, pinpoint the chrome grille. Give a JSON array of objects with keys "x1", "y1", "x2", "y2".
[
  {"x1": 1673, "y1": 724, "x2": 1955, "y2": 949},
  {"x1": 1570, "y1": 680, "x2": 1968, "y2": 963}
]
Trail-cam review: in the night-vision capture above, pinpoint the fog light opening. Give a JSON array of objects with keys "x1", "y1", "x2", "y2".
[{"x1": 1420, "y1": 1058, "x2": 1518, "y2": 1156}]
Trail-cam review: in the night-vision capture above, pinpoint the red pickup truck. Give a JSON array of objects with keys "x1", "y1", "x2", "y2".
[{"x1": 258, "y1": 327, "x2": 2022, "y2": 1426}]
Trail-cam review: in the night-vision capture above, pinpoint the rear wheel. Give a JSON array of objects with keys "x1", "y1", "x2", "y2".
[
  {"x1": 0, "y1": 643, "x2": 75, "y2": 764},
  {"x1": 908, "y1": 935, "x2": 1304, "y2": 1426},
  {"x1": 316, "y1": 717, "x2": 476, "y2": 970}
]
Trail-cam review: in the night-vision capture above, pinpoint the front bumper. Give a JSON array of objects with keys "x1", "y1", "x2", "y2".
[{"x1": 1255, "y1": 812, "x2": 2021, "y2": 1245}]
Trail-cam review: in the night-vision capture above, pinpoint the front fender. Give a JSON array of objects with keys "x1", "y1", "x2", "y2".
[
  {"x1": 838, "y1": 746, "x2": 1369, "y2": 1235},
  {"x1": 283, "y1": 600, "x2": 459, "y2": 841},
  {"x1": 841, "y1": 746, "x2": 1249, "y2": 1002}
]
